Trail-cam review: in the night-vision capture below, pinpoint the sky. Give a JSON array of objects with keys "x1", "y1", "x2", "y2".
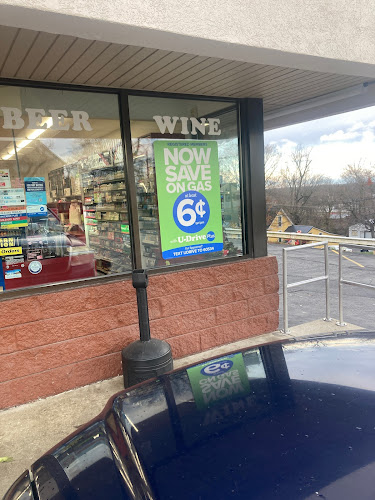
[{"x1": 265, "y1": 105, "x2": 375, "y2": 180}]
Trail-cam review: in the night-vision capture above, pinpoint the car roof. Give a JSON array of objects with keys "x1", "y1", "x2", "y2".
[{"x1": 32, "y1": 332, "x2": 375, "y2": 500}]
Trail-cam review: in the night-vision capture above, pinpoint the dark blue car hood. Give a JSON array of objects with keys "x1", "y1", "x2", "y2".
[{"x1": 6, "y1": 332, "x2": 375, "y2": 499}]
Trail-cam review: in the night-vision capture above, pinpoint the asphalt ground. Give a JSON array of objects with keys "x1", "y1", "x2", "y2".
[{"x1": 268, "y1": 243, "x2": 375, "y2": 331}]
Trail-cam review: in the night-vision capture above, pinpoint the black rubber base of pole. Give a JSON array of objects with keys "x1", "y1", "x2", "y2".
[{"x1": 121, "y1": 338, "x2": 173, "y2": 388}]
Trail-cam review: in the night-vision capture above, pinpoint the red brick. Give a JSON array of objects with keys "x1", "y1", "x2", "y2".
[
  {"x1": 200, "y1": 313, "x2": 276, "y2": 352},
  {"x1": 35, "y1": 287, "x2": 97, "y2": 319},
  {"x1": 0, "y1": 258, "x2": 281, "y2": 408},
  {"x1": 265, "y1": 310, "x2": 279, "y2": 331},
  {"x1": 247, "y1": 314, "x2": 268, "y2": 336},
  {"x1": 248, "y1": 293, "x2": 279, "y2": 316},
  {"x1": 199, "y1": 320, "x2": 248, "y2": 351},
  {"x1": 116, "y1": 302, "x2": 140, "y2": 325},
  {"x1": 177, "y1": 266, "x2": 219, "y2": 289},
  {"x1": 148, "y1": 298, "x2": 163, "y2": 320},
  {"x1": 0, "y1": 279, "x2": 136, "y2": 329},
  {"x1": 150, "y1": 308, "x2": 216, "y2": 340},
  {"x1": 148, "y1": 267, "x2": 218, "y2": 298},
  {"x1": 0, "y1": 352, "x2": 122, "y2": 409},
  {"x1": 168, "y1": 331, "x2": 201, "y2": 358},
  {"x1": 16, "y1": 302, "x2": 139, "y2": 350},
  {"x1": 88, "y1": 279, "x2": 134, "y2": 306},
  {"x1": 146, "y1": 274, "x2": 166, "y2": 298},
  {"x1": 0, "y1": 295, "x2": 42, "y2": 328},
  {"x1": 199, "y1": 325, "x2": 221, "y2": 351},
  {"x1": 199, "y1": 282, "x2": 235, "y2": 308},
  {"x1": 263, "y1": 274, "x2": 279, "y2": 294},
  {"x1": 200, "y1": 320, "x2": 247, "y2": 351},
  {"x1": 246, "y1": 256, "x2": 278, "y2": 279},
  {"x1": 212, "y1": 261, "x2": 248, "y2": 285},
  {"x1": 0, "y1": 325, "x2": 139, "y2": 383},
  {"x1": 35, "y1": 280, "x2": 136, "y2": 320},
  {"x1": 233, "y1": 278, "x2": 264, "y2": 301},
  {"x1": 215, "y1": 300, "x2": 248, "y2": 325},
  {"x1": 159, "y1": 290, "x2": 201, "y2": 317},
  {"x1": 147, "y1": 260, "x2": 260, "y2": 299},
  {"x1": 0, "y1": 327, "x2": 17, "y2": 355}
]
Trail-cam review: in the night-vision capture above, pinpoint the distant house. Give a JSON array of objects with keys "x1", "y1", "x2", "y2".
[
  {"x1": 349, "y1": 224, "x2": 372, "y2": 239},
  {"x1": 267, "y1": 209, "x2": 293, "y2": 243},
  {"x1": 285, "y1": 225, "x2": 314, "y2": 234},
  {"x1": 284, "y1": 224, "x2": 336, "y2": 246},
  {"x1": 330, "y1": 207, "x2": 350, "y2": 219},
  {"x1": 268, "y1": 210, "x2": 340, "y2": 245}
]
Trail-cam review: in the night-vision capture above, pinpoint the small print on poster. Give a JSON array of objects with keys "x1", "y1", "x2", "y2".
[
  {"x1": 26, "y1": 204, "x2": 48, "y2": 217},
  {"x1": 0, "y1": 188, "x2": 26, "y2": 206},
  {"x1": 25, "y1": 177, "x2": 47, "y2": 217},
  {"x1": 0, "y1": 206, "x2": 28, "y2": 228}
]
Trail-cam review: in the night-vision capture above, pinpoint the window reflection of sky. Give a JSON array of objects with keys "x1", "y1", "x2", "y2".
[{"x1": 284, "y1": 338, "x2": 375, "y2": 392}]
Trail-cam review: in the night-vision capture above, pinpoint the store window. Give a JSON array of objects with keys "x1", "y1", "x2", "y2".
[
  {"x1": 129, "y1": 96, "x2": 243, "y2": 268},
  {"x1": 0, "y1": 85, "x2": 131, "y2": 292}
]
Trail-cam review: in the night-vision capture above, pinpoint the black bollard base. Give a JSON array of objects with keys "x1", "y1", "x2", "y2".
[{"x1": 122, "y1": 338, "x2": 173, "y2": 388}]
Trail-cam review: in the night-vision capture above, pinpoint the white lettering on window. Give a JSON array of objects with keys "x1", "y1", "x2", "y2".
[
  {"x1": 0, "y1": 107, "x2": 93, "y2": 131},
  {"x1": 153, "y1": 115, "x2": 179, "y2": 134},
  {"x1": 1, "y1": 107, "x2": 25, "y2": 129},
  {"x1": 49, "y1": 110, "x2": 69, "y2": 131},
  {"x1": 25, "y1": 108, "x2": 46, "y2": 129},
  {"x1": 153, "y1": 115, "x2": 221, "y2": 136},
  {"x1": 71, "y1": 111, "x2": 92, "y2": 131}
]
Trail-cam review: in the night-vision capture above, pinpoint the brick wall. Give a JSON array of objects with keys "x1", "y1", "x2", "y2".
[{"x1": 0, "y1": 256, "x2": 278, "y2": 409}]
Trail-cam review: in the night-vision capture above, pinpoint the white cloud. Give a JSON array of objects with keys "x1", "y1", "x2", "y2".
[
  {"x1": 310, "y1": 140, "x2": 375, "y2": 179},
  {"x1": 320, "y1": 130, "x2": 361, "y2": 142},
  {"x1": 348, "y1": 121, "x2": 366, "y2": 132},
  {"x1": 276, "y1": 139, "x2": 297, "y2": 154},
  {"x1": 265, "y1": 104, "x2": 375, "y2": 179}
]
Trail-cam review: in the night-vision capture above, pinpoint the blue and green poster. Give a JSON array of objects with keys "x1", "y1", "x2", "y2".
[{"x1": 153, "y1": 140, "x2": 223, "y2": 259}]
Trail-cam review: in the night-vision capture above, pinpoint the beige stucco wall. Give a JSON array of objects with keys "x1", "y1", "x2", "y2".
[{"x1": 1, "y1": 0, "x2": 375, "y2": 77}]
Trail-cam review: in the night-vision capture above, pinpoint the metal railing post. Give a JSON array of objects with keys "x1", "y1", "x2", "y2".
[
  {"x1": 280, "y1": 241, "x2": 331, "y2": 334},
  {"x1": 282, "y1": 248, "x2": 289, "y2": 333},
  {"x1": 324, "y1": 242, "x2": 331, "y2": 321},
  {"x1": 336, "y1": 245, "x2": 346, "y2": 326}
]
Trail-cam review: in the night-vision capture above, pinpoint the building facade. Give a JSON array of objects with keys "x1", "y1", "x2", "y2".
[{"x1": 0, "y1": 1, "x2": 374, "y2": 408}]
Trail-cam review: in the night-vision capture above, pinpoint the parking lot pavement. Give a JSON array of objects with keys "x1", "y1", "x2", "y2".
[{"x1": 268, "y1": 243, "x2": 375, "y2": 330}]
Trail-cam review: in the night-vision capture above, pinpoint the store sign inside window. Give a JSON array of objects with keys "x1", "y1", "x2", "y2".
[
  {"x1": 153, "y1": 116, "x2": 221, "y2": 136},
  {"x1": 0, "y1": 107, "x2": 92, "y2": 131}
]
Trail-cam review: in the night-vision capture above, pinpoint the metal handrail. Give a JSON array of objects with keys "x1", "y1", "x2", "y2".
[
  {"x1": 267, "y1": 230, "x2": 375, "y2": 247},
  {"x1": 282, "y1": 241, "x2": 331, "y2": 333},
  {"x1": 337, "y1": 243, "x2": 375, "y2": 326}
]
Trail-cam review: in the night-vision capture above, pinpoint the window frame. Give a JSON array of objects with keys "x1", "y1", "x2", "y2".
[{"x1": 0, "y1": 78, "x2": 264, "y2": 300}]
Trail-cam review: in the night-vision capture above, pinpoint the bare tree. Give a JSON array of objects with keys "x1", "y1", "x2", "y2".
[
  {"x1": 280, "y1": 145, "x2": 323, "y2": 224},
  {"x1": 308, "y1": 178, "x2": 343, "y2": 232},
  {"x1": 340, "y1": 161, "x2": 375, "y2": 236},
  {"x1": 264, "y1": 143, "x2": 281, "y2": 188}
]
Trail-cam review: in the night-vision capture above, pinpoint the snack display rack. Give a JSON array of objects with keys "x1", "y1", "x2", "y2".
[{"x1": 80, "y1": 148, "x2": 132, "y2": 274}]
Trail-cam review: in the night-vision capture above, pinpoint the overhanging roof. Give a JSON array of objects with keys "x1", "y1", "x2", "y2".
[{"x1": 0, "y1": 25, "x2": 373, "y2": 126}]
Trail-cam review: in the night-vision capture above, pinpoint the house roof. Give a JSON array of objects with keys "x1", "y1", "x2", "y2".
[{"x1": 285, "y1": 225, "x2": 314, "y2": 233}]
